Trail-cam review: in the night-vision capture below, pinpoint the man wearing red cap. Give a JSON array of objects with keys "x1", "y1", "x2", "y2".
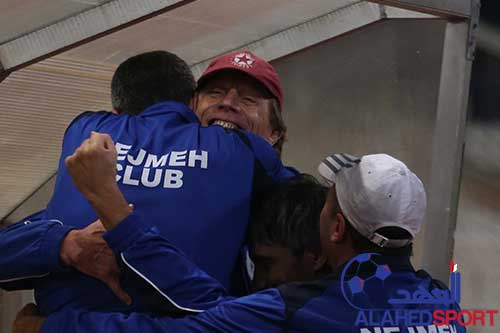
[{"x1": 194, "y1": 50, "x2": 287, "y2": 156}]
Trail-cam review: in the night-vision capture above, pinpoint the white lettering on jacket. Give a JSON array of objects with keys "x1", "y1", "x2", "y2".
[{"x1": 114, "y1": 142, "x2": 208, "y2": 189}]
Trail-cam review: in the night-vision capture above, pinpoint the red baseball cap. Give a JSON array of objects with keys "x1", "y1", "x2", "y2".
[{"x1": 197, "y1": 50, "x2": 284, "y2": 109}]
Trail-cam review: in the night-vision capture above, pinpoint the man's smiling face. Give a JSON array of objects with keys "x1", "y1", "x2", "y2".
[{"x1": 194, "y1": 70, "x2": 278, "y2": 145}]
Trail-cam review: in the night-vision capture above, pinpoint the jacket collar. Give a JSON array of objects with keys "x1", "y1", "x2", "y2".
[{"x1": 140, "y1": 101, "x2": 199, "y2": 124}]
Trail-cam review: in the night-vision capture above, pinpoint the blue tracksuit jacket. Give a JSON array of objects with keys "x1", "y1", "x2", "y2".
[
  {"x1": 0, "y1": 101, "x2": 296, "y2": 315},
  {"x1": 41, "y1": 215, "x2": 467, "y2": 333}
]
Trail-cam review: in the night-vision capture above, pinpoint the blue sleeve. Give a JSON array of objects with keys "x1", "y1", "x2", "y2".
[
  {"x1": 103, "y1": 212, "x2": 229, "y2": 315},
  {"x1": 65, "y1": 111, "x2": 110, "y2": 136},
  {"x1": 237, "y1": 131, "x2": 298, "y2": 182},
  {"x1": 42, "y1": 289, "x2": 286, "y2": 333},
  {"x1": 46, "y1": 111, "x2": 108, "y2": 216},
  {"x1": 0, "y1": 215, "x2": 74, "y2": 290}
]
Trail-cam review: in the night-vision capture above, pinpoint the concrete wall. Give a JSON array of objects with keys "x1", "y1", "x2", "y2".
[
  {"x1": 2, "y1": 175, "x2": 56, "y2": 225},
  {"x1": 453, "y1": 123, "x2": 500, "y2": 333},
  {"x1": 274, "y1": 19, "x2": 447, "y2": 268},
  {"x1": 0, "y1": 290, "x2": 34, "y2": 333}
]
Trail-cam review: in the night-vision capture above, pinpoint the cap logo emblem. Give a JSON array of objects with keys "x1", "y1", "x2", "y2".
[{"x1": 232, "y1": 53, "x2": 255, "y2": 69}]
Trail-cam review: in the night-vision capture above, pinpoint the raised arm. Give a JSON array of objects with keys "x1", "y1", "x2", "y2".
[
  {"x1": 102, "y1": 211, "x2": 229, "y2": 314},
  {"x1": 63, "y1": 132, "x2": 229, "y2": 314}
]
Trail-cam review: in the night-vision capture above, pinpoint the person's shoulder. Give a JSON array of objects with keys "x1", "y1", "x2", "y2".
[
  {"x1": 198, "y1": 127, "x2": 267, "y2": 151},
  {"x1": 277, "y1": 275, "x2": 338, "y2": 320},
  {"x1": 229, "y1": 288, "x2": 286, "y2": 314},
  {"x1": 414, "y1": 269, "x2": 449, "y2": 290},
  {"x1": 197, "y1": 126, "x2": 256, "y2": 155},
  {"x1": 236, "y1": 130, "x2": 272, "y2": 151},
  {"x1": 278, "y1": 275, "x2": 336, "y2": 300},
  {"x1": 65, "y1": 110, "x2": 113, "y2": 135},
  {"x1": 232, "y1": 130, "x2": 279, "y2": 163}
]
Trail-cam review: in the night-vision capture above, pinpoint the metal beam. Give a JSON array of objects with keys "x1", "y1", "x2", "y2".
[
  {"x1": 191, "y1": 1, "x2": 435, "y2": 78},
  {"x1": 191, "y1": 1, "x2": 379, "y2": 77},
  {"x1": 369, "y1": 0, "x2": 472, "y2": 18},
  {"x1": 0, "y1": 60, "x2": 8, "y2": 84},
  {"x1": 0, "y1": 71, "x2": 8, "y2": 84},
  {"x1": 421, "y1": 21, "x2": 473, "y2": 282},
  {"x1": 1, "y1": 173, "x2": 56, "y2": 226},
  {"x1": 383, "y1": 5, "x2": 439, "y2": 18},
  {"x1": 0, "y1": 0, "x2": 195, "y2": 73}
]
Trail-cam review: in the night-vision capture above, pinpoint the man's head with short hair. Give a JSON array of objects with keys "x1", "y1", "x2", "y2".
[
  {"x1": 248, "y1": 174, "x2": 328, "y2": 291},
  {"x1": 111, "y1": 50, "x2": 196, "y2": 116},
  {"x1": 194, "y1": 51, "x2": 287, "y2": 156},
  {"x1": 317, "y1": 153, "x2": 427, "y2": 268}
]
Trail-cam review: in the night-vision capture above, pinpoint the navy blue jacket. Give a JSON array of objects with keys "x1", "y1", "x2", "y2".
[
  {"x1": 0, "y1": 101, "x2": 296, "y2": 315},
  {"x1": 41, "y1": 216, "x2": 466, "y2": 333}
]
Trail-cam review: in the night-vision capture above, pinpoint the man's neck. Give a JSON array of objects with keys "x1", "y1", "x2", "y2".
[{"x1": 328, "y1": 246, "x2": 357, "y2": 271}]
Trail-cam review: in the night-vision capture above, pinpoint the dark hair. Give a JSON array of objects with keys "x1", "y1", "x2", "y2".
[
  {"x1": 111, "y1": 50, "x2": 195, "y2": 115},
  {"x1": 268, "y1": 98, "x2": 287, "y2": 157},
  {"x1": 248, "y1": 174, "x2": 328, "y2": 257}
]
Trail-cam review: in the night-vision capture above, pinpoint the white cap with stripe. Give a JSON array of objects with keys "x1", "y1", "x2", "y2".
[{"x1": 318, "y1": 153, "x2": 427, "y2": 248}]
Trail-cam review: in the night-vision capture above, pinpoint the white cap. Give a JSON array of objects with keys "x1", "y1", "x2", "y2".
[{"x1": 318, "y1": 153, "x2": 427, "y2": 248}]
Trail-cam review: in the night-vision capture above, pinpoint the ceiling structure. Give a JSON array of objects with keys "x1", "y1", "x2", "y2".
[
  {"x1": 0, "y1": 0, "x2": 112, "y2": 45},
  {"x1": 0, "y1": 0, "x2": 466, "y2": 222},
  {"x1": 0, "y1": 57, "x2": 113, "y2": 222}
]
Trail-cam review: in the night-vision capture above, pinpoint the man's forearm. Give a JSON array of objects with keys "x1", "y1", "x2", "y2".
[
  {"x1": 103, "y1": 214, "x2": 229, "y2": 314},
  {"x1": 65, "y1": 131, "x2": 129, "y2": 230},
  {"x1": 85, "y1": 183, "x2": 132, "y2": 230}
]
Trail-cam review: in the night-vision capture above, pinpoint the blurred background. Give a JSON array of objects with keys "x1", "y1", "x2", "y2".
[{"x1": 453, "y1": 0, "x2": 500, "y2": 322}]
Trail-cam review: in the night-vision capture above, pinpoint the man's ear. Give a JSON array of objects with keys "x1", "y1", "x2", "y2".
[
  {"x1": 330, "y1": 213, "x2": 347, "y2": 243},
  {"x1": 268, "y1": 130, "x2": 282, "y2": 147},
  {"x1": 111, "y1": 109, "x2": 120, "y2": 115},
  {"x1": 190, "y1": 92, "x2": 199, "y2": 112}
]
